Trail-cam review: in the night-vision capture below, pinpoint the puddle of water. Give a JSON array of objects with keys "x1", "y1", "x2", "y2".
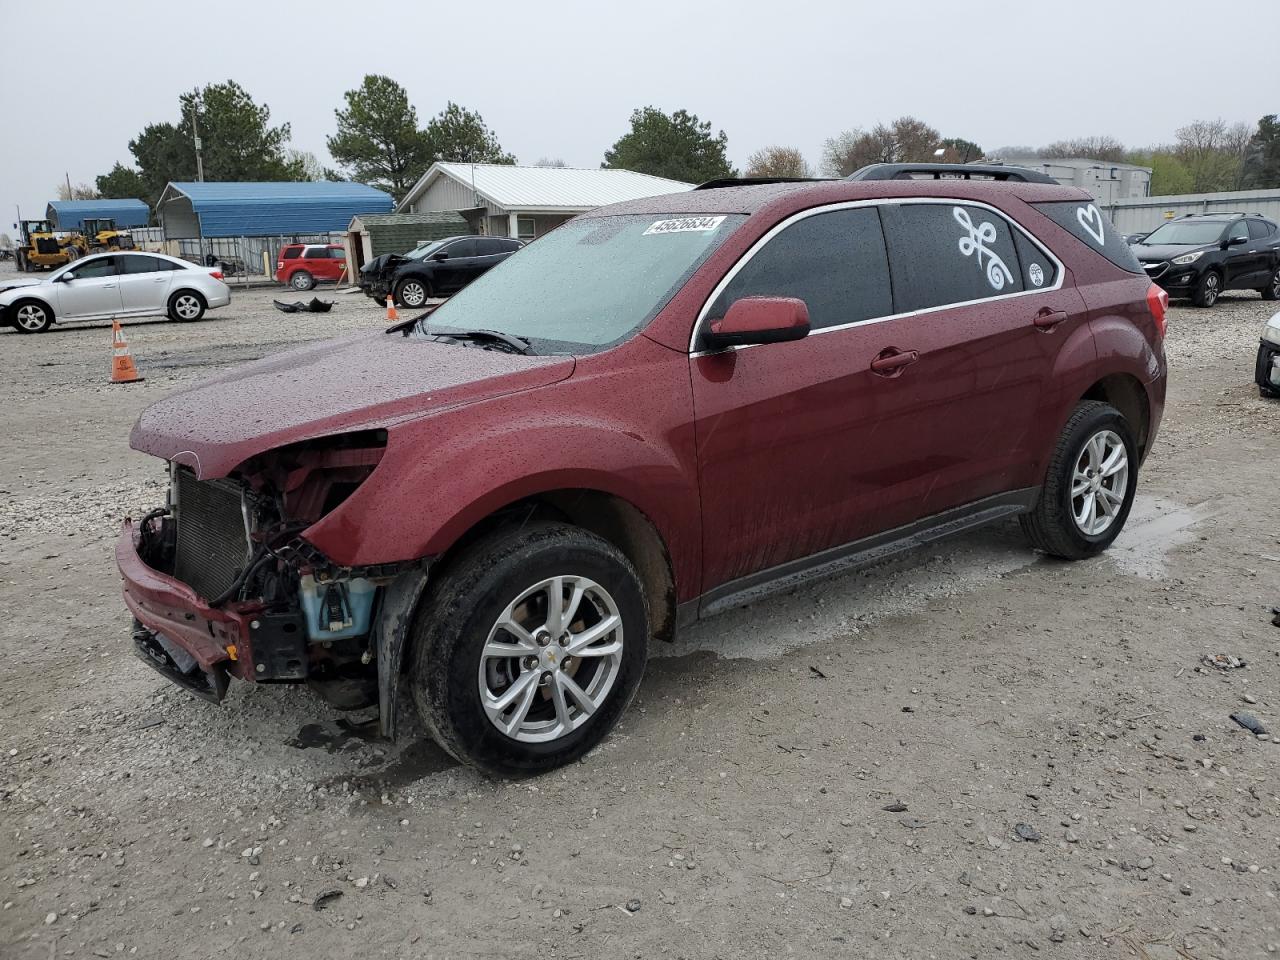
[
  {"x1": 1107, "y1": 496, "x2": 1218, "y2": 579},
  {"x1": 286, "y1": 717, "x2": 382, "y2": 753}
]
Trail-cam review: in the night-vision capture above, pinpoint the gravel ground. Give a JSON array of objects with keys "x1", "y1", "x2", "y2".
[{"x1": 1, "y1": 263, "x2": 1279, "y2": 959}]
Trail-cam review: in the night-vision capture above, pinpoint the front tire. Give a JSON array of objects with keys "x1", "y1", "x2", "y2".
[
  {"x1": 1192, "y1": 270, "x2": 1221, "y2": 308},
  {"x1": 12, "y1": 299, "x2": 53, "y2": 333},
  {"x1": 167, "y1": 290, "x2": 206, "y2": 322},
  {"x1": 1019, "y1": 401, "x2": 1138, "y2": 560},
  {"x1": 411, "y1": 523, "x2": 649, "y2": 777},
  {"x1": 395, "y1": 277, "x2": 429, "y2": 308},
  {"x1": 1259, "y1": 267, "x2": 1280, "y2": 301},
  {"x1": 290, "y1": 270, "x2": 315, "y2": 291}
]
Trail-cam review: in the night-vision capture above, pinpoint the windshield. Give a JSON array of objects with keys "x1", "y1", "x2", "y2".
[
  {"x1": 1140, "y1": 221, "x2": 1226, "y2": 246},
  {"x1": 414, "y1": 214, "x2": 745, "y2": 353},
  {"x1": 405, "y1": 240, "x2": 447, "y2": 261}
]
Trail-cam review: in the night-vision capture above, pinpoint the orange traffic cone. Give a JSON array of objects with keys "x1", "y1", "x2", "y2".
[
  {"x1": 385, "y1": 293, "x2": 398, "y2": 322},
  {"x1": 110, "y1": 320, "x2": 143, "y2": 384}
]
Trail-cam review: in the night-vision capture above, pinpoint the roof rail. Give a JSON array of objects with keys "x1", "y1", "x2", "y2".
[
  {"x1": 846, "y1": 163, "x2": 1059, "y2": 185},
  {"x1": 693, "y1": 176, "x2": 832, "y2": 190}
]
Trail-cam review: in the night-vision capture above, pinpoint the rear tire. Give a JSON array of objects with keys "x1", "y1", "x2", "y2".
[
  {"x1": 290, "y1": 270, "x2": 315, "y2": 291},
  {"x1": 167, "y1": 290, "x2": 206, "y2": 322},
  {"x1": 410, "y1": 522, "x2": 649, "y2": 777},
  {"x1": 1259, "y1": 267, "x2": 1280, "y2": 301},
  {"x1": 1192, "y1": 270, "x2": 1221, "y2": 308},
  {"x1": 1019, "y1": 401, "x2": 1138, "y2": 560},
  {"x1": 12, "y1": 299, "x2": 53, "y2": 333}
]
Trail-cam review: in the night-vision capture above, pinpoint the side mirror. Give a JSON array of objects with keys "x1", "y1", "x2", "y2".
[
  {"x1": 59, "y1": 272, "x2": 75, "y2": 282},
  {"x1": 431, "y1": 251, "x2": 449, "y2": 261},
  {"x1": 705, "y1": 296, "x2": 810, "y2": 349},
  {"x1": 1226, "y1": 234, "x2": 1248, "y2": 247}
]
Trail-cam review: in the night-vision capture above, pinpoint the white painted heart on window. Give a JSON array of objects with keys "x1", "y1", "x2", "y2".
[{"x1": 1076, "y1": 204, "x2": 1106, "y2": 247}]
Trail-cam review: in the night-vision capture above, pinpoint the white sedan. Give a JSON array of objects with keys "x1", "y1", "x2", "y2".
[{"x1": 0, "y1": 252, "x2": 231, "y2": 334}]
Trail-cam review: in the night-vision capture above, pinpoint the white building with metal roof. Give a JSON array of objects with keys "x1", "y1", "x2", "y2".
[{"x1": 397, "y1": 162, "x2": 692, "y2": 241}]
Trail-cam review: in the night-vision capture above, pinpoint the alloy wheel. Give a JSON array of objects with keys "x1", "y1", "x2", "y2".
[
  {"x1": 478, "y1": 575, "x2": 624, "y2": 743},
  {"x1": 1203, "y1": 274, "x2": 1219, "y2": 306},
  {"x1": 1071, "y1": 429, "x2": 1129, "y2": 536},
  {"x1": 400, "y1": 282, "x2": 426, "y2": 307},
  {"x1": 175, "y1": 295, "x2": 201, "y2": 319},
  {"x1": 16, "y1": 304, "x2": 48, "y2": 331}
]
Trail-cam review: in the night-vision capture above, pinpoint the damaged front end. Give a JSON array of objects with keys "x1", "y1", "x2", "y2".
[
  {"x1": 119, "y1": 430, "x2": 426, "y2": 734},
  {"x1": 357, "y1": 253, "x2": 408, "y2": 302}
]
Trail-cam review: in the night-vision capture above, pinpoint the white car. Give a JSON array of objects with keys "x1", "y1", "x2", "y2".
[{"x1": 0, "y1": 252, "x2": 231, "y2": 334}]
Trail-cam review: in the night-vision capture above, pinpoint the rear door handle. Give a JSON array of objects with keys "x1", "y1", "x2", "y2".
[
  {"x1": 870, "y1": 348, "x2": 919, "y2": 374},
  {"x1": 1033, "y1": 308, "x2": 1068, "y2": 329}
]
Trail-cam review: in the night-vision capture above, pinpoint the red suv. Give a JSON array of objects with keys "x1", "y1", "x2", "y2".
[
  {"x1": 275, "y1": 243, "x2": 347, "y2": 291},
  {"x1": 119, "y1": 164, "x2": 1167, "y2": 776}
]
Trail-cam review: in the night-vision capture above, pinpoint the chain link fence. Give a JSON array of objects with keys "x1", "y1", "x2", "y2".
[{"x1": 126, "y1": 230, "x2": 347, "y2": 286}]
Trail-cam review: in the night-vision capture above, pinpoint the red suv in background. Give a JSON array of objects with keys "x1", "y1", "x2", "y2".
[
  {"x1": 275, "y1": 243, "x2": 347, "y2": 291},
  {"x1": 119, "y1": 164, "x2": 1167, "y2": 777}
]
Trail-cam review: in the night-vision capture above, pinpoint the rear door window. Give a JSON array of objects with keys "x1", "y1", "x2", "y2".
[
  {"x1": 476, "y1": 238, "x2": 507, "y2": 256},
  {"x1": 1248, "y1": 220, "x2": 1271, "y2": 241},
  {"x1": 118, "y1": 255, "x2": 165, "y2": 274},
  {"x1": 880, "y1": 202, "x2": 1024, "y2": 313},
  {"x1": 1032, "y1": 201, "x2": 1144, "y2": 273},
  {"x1": 707, "y1": 207, "x2": 892, "y2": 335}
]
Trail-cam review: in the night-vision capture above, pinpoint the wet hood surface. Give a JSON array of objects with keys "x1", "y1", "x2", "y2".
[
  {"x1": 0, "y1": 276, "x2": 48, "y2": 297},
  {"x1": 131, "y1": 329, "x2": 575, "y2": 478}
]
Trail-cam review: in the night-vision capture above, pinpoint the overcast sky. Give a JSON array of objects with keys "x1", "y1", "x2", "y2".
[{"x1": 2, "y1": 0, "x2": 1275, "y2": 227}]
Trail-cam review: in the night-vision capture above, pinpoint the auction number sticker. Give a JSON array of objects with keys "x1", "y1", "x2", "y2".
[{"x1": 643, "y1": 216, "x2": 727, "y2": 236}]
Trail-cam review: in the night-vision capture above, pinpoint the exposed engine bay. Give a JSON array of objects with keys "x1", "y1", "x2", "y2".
[{"x1": 130, "y1": 430, "x2": 413, "y2": 712}]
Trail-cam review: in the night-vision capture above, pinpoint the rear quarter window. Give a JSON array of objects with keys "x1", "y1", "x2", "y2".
[
  {"x1": 1032, "y1": 201, "x2": 1144, "y2": 274},
  {"x1": 280, "y1": 246, "x2": 302, "y2": 260}
]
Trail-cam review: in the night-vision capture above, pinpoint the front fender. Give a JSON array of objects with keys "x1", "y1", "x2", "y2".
[{"x1": 304, "y1": 340, "x2": 702, "y2": 599}]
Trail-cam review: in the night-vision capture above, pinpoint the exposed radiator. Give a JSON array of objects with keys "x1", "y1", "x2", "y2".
[{"x1": 172, "y1": 469, "x2": 250, "y2": 601}]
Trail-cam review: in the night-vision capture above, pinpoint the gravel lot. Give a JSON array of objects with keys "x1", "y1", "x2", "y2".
[{"x1": 1, "y1": 264, "x2": 1279, "y2": 959}]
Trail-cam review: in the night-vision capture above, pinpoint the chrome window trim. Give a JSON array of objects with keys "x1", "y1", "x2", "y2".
[{"x1": 688, "y1": 196, "x2": 1067, "y2": 356}]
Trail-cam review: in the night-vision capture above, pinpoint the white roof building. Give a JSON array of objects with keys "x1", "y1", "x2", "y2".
[
  {"x1": 397, "y1": 162, "x2": 691, "y2": 241},
  {"x1": 993, "y1": 157, "x2": 1152, "y2": 203}
]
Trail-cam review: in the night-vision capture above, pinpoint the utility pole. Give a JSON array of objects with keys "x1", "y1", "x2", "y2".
[{"x1": 192, "y1": 92, "x2": 205, "y2": 183}]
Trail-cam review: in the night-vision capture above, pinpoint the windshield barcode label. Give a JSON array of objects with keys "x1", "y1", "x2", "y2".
[{"x1": 643, "y1": 216, "x2": 727, "y2": 236}]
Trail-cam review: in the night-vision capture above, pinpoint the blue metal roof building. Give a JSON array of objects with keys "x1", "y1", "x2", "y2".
[
  {"x1": 47, "y1": 198, "x2": 150, "y2": 231},
  {"x1": 157, "y1": 181, "x2": 394, "y2": 239}
]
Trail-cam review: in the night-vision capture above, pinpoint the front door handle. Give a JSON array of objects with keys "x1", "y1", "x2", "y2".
[
  {"x1": 870, "y1": 348, "x2": 919, "y2": 375},
  {"x1": 1033, "y1": 308, "x2": 1068, "y2": 329}
]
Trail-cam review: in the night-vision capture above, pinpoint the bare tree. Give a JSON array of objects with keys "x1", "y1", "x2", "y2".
[
  {"x1": 1039, "y1": 136, "x2": 1126, "y2": 162},
  {"x1": 534, "y1": 157, "x2": 568, "y2": 168},
  {"x1": 745, "y1": 146, "x2": 813, "y2": 178},
  {"x1": 822, "y1": 116, "x2": 942, "y2": 176},
  {"x1": 55, "y1": 181, "x2": 99, "y2": 201},
  {"x1": 1175, "y1": 118, "x2": 1254, "y2": 191}
]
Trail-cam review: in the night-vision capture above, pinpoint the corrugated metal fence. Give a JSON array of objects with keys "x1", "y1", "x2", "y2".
[
  {"x1": 1103, "y1": 189, "x2": 1280, "y2": 234},
  {"x1": 126, "y1": 230, "x2": 346, "y2": 283}
]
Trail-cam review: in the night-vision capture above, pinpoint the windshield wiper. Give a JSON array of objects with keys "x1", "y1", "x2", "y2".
[{"x1": 425, "y1": 328, "x2": 536, "y2": 355}]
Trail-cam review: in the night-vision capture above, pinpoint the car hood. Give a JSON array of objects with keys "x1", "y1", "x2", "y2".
[
  {"x1": 359, "y1": 253, "x2": 410, "y2": 278},
  {"x1": 130, "y1": 329, "x2": 575, "y2": 478},
  {"x1": 0, "y1": 276, "x2": 48, "y2": 298},
  {"x1": 1131, "y1": 243, "x2": 1213, "y2": 263}
]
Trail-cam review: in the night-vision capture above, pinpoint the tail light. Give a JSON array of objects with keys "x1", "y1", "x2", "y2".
[
  {"x1": 1146, "y1": 284, "x2": 1168, "y2": 338},
  {"x1": 210, "y1": 270, "x2": 224, "y2": 280},
  {"x1": 276, "y1": 261, "x2": 283, "y2": 270}
]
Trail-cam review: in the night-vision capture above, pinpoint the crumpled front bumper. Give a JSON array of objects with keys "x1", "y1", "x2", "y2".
[{"x1": 116, "y1": 519, "x2": 262, "y2": 700}]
